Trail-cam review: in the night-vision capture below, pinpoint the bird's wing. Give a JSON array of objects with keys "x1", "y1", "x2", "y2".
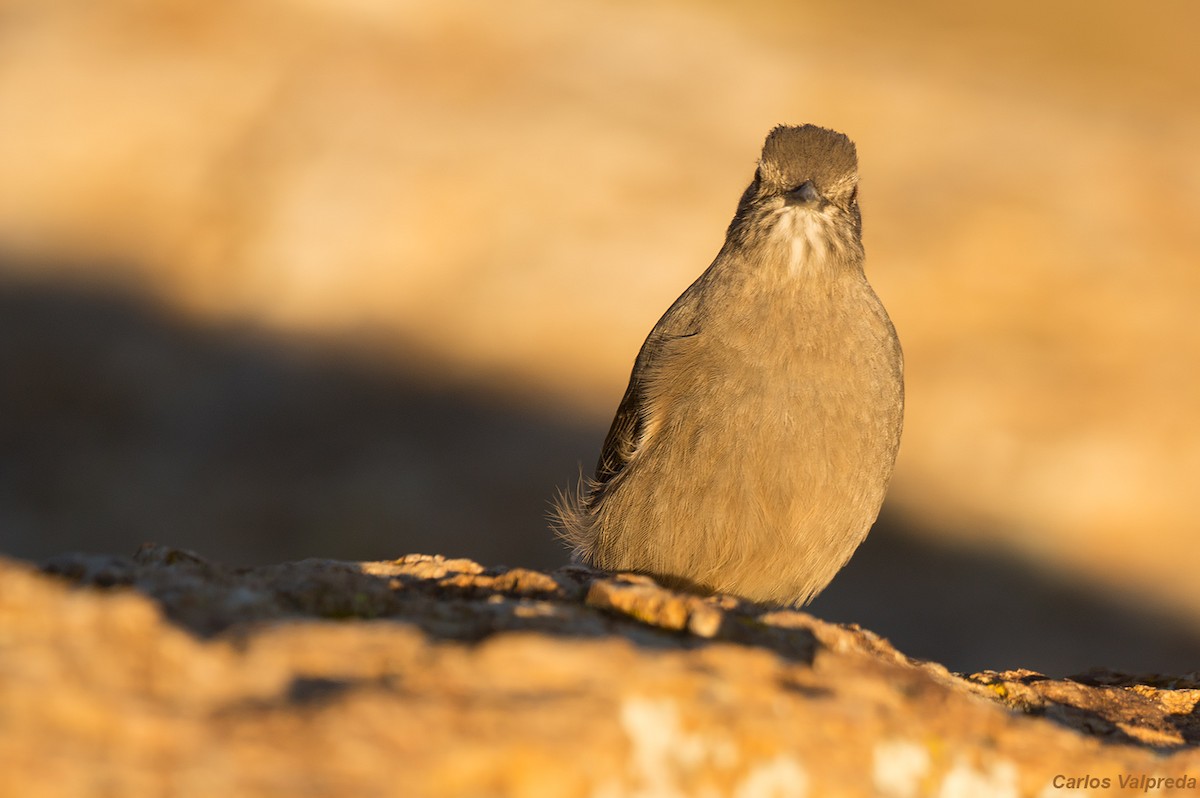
[
  {"x1": 586, "y1": 285, "x2": 706, "y2": 503},
  {"x1": 593, "y1": 375, "x2": 644, "y2": 488}
]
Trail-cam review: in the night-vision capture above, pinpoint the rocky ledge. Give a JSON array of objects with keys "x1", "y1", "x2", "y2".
[{"x1": 2, "y1": 545, "x2": 1198, "y2": 797}]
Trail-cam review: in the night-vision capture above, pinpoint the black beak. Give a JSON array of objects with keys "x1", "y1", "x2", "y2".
[{"x1": 785, "y1": 180, "x2": 822, "y2": 207}]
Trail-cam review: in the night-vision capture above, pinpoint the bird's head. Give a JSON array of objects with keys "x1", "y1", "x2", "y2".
[{"x1": 728, "y1": 124, "x2": 863, "y2": 268}]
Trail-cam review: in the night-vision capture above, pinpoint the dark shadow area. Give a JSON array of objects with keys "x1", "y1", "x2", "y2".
[
  {"x1": 810, "y1": 512, "x2": 1200, "y2": 676},
  {"x1": 0, "y1": 269, "x2": 593, "y2": 571},
  {"x1": 3, "y1": 267, "x2": 1200, "y2": 677}
]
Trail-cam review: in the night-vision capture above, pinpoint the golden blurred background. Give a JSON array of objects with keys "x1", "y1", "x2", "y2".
[{"x1": 1, "y1": 0, "x2": 1198, "y2": 675}]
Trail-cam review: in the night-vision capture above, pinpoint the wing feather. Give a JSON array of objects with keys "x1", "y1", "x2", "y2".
[{"x1": 583, "y1": 282, "x2": 707, "y2": 508}]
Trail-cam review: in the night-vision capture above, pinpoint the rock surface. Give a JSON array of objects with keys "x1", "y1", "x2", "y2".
[{"x1": 3, "y1": 546, "x2": 1198, "y2": 797}]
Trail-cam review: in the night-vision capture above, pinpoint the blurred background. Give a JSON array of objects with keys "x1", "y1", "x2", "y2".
[{"x1": 1, "y1": 0, "x2": 1198, "y2": 676}]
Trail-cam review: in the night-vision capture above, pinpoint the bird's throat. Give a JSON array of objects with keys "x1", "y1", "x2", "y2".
[{"x1": 774, "y1": 208, "x2": 836, "y2": 277}]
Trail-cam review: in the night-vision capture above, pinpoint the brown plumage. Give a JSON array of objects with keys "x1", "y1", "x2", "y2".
[{"x1": 554, "y1": 124, "x2": 903, "y2": 606}]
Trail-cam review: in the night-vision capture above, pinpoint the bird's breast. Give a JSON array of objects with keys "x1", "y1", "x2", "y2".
[{"x1": 673, "y1": 274, "x2": 902, "y2": 451}]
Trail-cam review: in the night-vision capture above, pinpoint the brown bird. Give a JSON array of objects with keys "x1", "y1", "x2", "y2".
[{"x1": 554, "y1": 124, "x2": 904, "y2": 606}]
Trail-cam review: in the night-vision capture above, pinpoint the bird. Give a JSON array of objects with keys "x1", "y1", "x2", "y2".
[{"x1": 553, "y1": 124, "x2": 904, "y2": 607}]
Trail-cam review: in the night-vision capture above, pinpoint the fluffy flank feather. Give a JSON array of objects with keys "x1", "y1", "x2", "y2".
[{"x1": 549, "y1": 466, "x2": 601, "y2": 562}]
